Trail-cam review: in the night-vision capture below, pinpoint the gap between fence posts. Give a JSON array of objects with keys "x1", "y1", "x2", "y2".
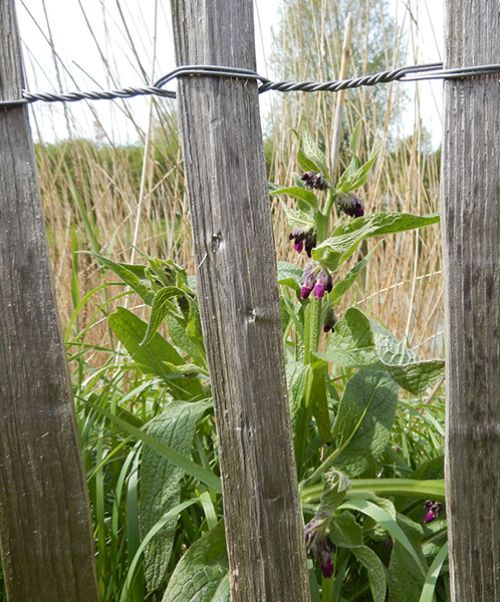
[
  {"x1": 442, "y1": 1, "x2": 500, "y2": 600},
  {"x1": 170, "y1": 1, "x2": 312, "y2": 600},
  {"x1": 0, "y1": 1, "x2": 99, "y2": 600}
]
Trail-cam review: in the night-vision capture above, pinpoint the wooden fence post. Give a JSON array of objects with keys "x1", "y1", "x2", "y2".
[
  {"x1": 0, "y1": 1, "x2": 99, "y2": 600},
  {"x1": 170, "y1": 1, "x2": 311, "y2": 600},
  {"x1": 442, "y1": 1, "x2": 500, "y2": 599}
]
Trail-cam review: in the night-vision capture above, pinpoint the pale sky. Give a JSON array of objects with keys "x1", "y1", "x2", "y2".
[{"x1": 15, "y1": 0, "x2": 444, "y2": 146}]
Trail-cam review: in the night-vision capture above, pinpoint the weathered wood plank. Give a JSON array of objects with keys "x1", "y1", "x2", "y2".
[
  {"x1": 0, "y1": 1, "x2": 99, "y2": 600},
  {"x1": 170, "y1": 1, "x2": 311, "y2": 600},
  {"x1": 443, "y1": 2, "x2": 500, "y2": 600}
]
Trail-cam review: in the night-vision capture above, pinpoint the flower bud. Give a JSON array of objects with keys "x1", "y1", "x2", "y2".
[
  {"x1": 337, "y1": 194, "x2": 364, "y2": 218},
  {"x1": 305, "y1": 515, "x2": 336, "y2": 579},
  {"x1": 313, "y1": 282, "x2": 326, "y2": 299},
  {"x1": 423, "y1": 500, "x2": 442, "y2": 524},
  {"x1": 301, "y1": 171, "x2": 329, "y2": 191}
]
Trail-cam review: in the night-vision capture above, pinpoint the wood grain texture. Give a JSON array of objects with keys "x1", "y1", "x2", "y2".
[
  {"x1": 0, "y1": 1, "x2": 99, "y2": 600},
  {"x1": 170, "y1": 1, "x2": 311, "y2": 600},
  {"x1": 443, "y1": 2, "x2": 500, "y2": 600}
]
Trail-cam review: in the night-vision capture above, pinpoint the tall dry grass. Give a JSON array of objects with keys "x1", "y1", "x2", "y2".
[{"x1": 24, "y1": 0, "x2": 443, "y2": 358}]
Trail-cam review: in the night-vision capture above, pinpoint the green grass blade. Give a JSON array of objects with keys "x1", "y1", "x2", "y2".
[{"x1": 419, "y1": 542, "x2": 448, "y2": 602}]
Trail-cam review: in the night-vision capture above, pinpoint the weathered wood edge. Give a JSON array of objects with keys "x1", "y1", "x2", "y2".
[{"x1": 0, "y1": 1, "x2": 99, "y2": 600}]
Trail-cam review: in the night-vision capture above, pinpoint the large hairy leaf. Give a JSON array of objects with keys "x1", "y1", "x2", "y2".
[
  {"x1": 162, "y1": 522, "x2": 228, "y2": 602},
  {"x1": 312, "y1": 212, "x2": 440, "y2": 272},
  {"x1": 316, "y1": 308, "x2": 444, "y2": 395},
  {"x1": 140, "y1": 400, "x2": 211, "y2": 592},
  {"x1": 108, "y1": 308, "x2": 203, "y2": 399},
  {"x1": 352, "y1": 546, "x2": 387, "y2": 602},
  {"x1": 333, "y1": 370, "x2": 398, "y2": 475}
]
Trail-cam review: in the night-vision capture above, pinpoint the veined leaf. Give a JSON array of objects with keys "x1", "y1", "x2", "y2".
[
  {"x1": 140, "y1": 286, "x2": 186, "y2": 347},
  {"x1": 109, "y1": 308, "x2": 203, "y2": 399},
  {"x1": 140, "y1": 400, "x2": 211, "y2": 592},
  {"x1": 316, "y1": 308, "x2": 444, "y2": 395},
  {"x1": 301, "y1": 129, "x2": 329, "y2": 177},
  {"x1": 84, "y1": 402, "x2": 221, "y2": 492},
  {"x1": 96, "y1": 254, "x2": 154, "y2": 304},
  {"x1": 332, "y1": 370, "x2": 398, "y2": 475},
  {"x1": 281, "y1": 202, "x2": 315, "y2": 230},
  {"x1": 340, "y1": 498, "x2": 425, "y2": 575},
  {"x1": 330, "y1": 245, "x2": 379, "y2": 305},
  {"x1": 336, "y1": 146, "x2": 381, "y2": 194},
  {"x1": 352, "y1": 546, "x2": 387, "y2": 602},
  {"x1": 161, "y1": 522, "x2": 228, "y2": 602},
  {"x1": 319, "y1": 469, "x2": 352, "y2": 514},
  {"x1": 277, "y1": 261, "x2": 303, "y2": 292},
  {"x1": 312, "y1": 212, "x2": 440, "y2": 272},
  {"x1": 270, "y1": 186, "x2": 319, "y2": 210}
]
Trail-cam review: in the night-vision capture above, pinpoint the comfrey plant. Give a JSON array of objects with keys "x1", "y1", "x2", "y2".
[
  {"x1": 271, "y1": 129, "x2": 448, "y2": 599},
  {"x1": 92, "y1": 128, "x2": 448, "y2": 602}
]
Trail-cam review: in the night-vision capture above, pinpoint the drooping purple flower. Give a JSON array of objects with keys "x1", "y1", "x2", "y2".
[
  {"x1": 301, "y1": 171, "x2": 329, "y2": 191},
  {"x1": 305, "y1": 515, "x2": 336, "y2": 579},
  {"x1": 294, "y1": 240, "x2": 304, "y2": 253},
  {"x1": 300, "y1": 262, "x2": 318, "y2": 300},
  {"x1": 304, "y1": 232, "x2": 317, "y2": 258},
  {"x1": 301, "y1": 286, "x2": 313, "y2": 299},
  {"x1": 423, "y1": 500, "x2": 443, "y2": 524},
  {"x1": 289, "y1": 228, "x2": 316, "y2": 257},
  {"x1": 313, "y1": 282, "x2": 326, "y2": 299},
  {"x1": 337, "y1": 194, "x2": 364, "y2": 218},
  {"x1": 317, "y1": 269, "x2": 333, "y2": 293}
]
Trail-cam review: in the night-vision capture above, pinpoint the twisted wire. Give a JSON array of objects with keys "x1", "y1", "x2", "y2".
[{"x1": 1, "y1": 61, "x2": 500, "y2": 108}]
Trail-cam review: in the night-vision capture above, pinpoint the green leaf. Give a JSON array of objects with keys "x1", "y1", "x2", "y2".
[
  {"x1": 329, "y1": 511, "x2": 363, "y2": 548},
  {"x1": 96, "y1": 254, "x2": 154, "y2": 304},
  {"x1": 330, "y1": 245, "x2": 379, "y2": 305},
  {"x1": 340, "y1": 498, "x2": 425, "y2": 575},
  {"x1": 165, "y1": 313, "x2": 206, "y2": 367},
  {"x1": 301, "y1": 479, "x2": 445, "y2": 505},
  {"x1": 108, "y1": 308, "x2": 203, "y2": 399},
  {"x1": 281, "y1": 202, "x2": 315, "y2": 230},
  {"x1": 120, "y1": 499, "x2": 198, "y2": 602},
  {"x1": 141, "y1": 287, "x2": 186, "y2": 347},
  {"x1": 84, "y1": 401, "x2": 221, "y2": 493},
  {"x1": 418, "y1": 542, "x2": 448, "y2": 602},
  {"x1": 352, "y1": 546, "x2": 387, "y2": 602},
  {"x1": 371, "y1": 322, "x2": 445, "y2": 394},
  {"x1": 270, "y1": 186, "x2": 319, "y2": 210},
  {"x1": 140, "y1": 400, "x2": 211, "y2": 591},
  {"x1": 336, "y1": 146, "x2": 381, "y2": 194},
  {"x1": 388, "y1": 514, "x2": 427, "y2": 601},
  {"x1": 316, "y1": 308, "x2": 378, "y2": 367},
  {"x1": 308, "y1": 362, "x2": 332, "y2": 443},
  {"x1": 277, "y1": 261, "x2": 303, "y2": 292},
  {"x1": 319, "y1": 469, "x2": 352, "y2": 514},
  {"x1": 161, "y1": 522, "x2": 228, "y2": 602},
  {"x1": 312, "y1": 212, "x2": 440, "y2": 272},
  {"x1": 301, "y1": 129, "x2": 329, "y2": 177},
  {"x1": 317, "y1": 308, "x2": 444, "y2": 395},
  {"x1": 332, "y1": 370, "x2": 398, "y2": 475}
]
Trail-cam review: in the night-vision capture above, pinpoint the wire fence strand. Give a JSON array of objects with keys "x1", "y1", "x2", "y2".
[{"x1": 1, "y1": 61, "x2": 500, "y2": 108}]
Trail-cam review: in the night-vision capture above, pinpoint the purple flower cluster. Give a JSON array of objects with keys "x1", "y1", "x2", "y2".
[
  {"x1": 305, "y1": 515, "x2": 336, "y2": 579},
  {"x1": 423, "y1": 500, "x2": 442, "y2": 524},
  {"x1": 289, "y1": 228, "x2": 317, "y2": 258},
  {"x1": 300, "y1": 263, "x2": 333, "y2": 300},
  {"x1": 301, "y1": 171, "x2": 329, "y2": 191},
  {"x1": 336, "y1": 193, "x2": 364, "y2": 218}
]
